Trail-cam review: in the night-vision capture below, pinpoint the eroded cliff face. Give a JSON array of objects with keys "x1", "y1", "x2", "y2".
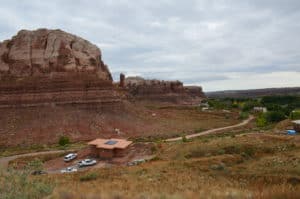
[
  {"x1": 0, "y1": 29, "x2": 123, "y2": 146},
  {"x1": 0, "y1": 29, "x2": 118, "y2": 107},
  {"x1": 0, "y1": 29, "x2": 111, "y2": 80},
  {"x1": 125, "y1": 76, "x2": 205, "y2": 105}
]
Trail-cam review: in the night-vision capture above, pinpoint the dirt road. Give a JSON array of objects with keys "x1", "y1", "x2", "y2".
[
  {"x1": 0, "y1": 150, "x2": 71, "y2": 169},
  {"x1": 165, "y1": 115, "x2": 254, "y2": 142}
]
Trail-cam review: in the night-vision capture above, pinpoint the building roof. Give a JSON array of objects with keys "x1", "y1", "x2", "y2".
[
  {"x1": 88, "y1": 138, "x2": 132, "y2": 149},
  {"x1": 292, "y1": 120, "x2": 300, "y2": 124}
]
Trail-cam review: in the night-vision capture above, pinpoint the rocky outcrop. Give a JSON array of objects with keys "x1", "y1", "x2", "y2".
[
  {"x1": 0, "y1": 29, "x2": 123, "y2": 147},
  {"x1": 0, "y1": 29, "x2": 111, "y2": 80},
  {"x1": 125, "y1": 76, "x2": 205, "y2": 105},
  {"x1": 0, "y1": 29, "x2": 119, "y2": 107}
]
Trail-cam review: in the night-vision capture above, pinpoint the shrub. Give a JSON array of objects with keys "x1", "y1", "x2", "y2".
[
  {"x1": 223, "y1": 145, "x2": 241, "y2": 154},
  {"x1": 242, "y1": 101, "x2": 260, "y2": 112},
  {"x1": 182, "y1": 135, "x2": 188, "y2": 142},
  {"x1": 27, "y1": 158, "x2": 43, "y2": 171},
  {"x1": 256, "y1": 114, "x2": 268, "y2": 127},
  {"x1": 239, "y1": 112, "x2": 249, "y2": 120},
  {"x1": 217, "y1": 149, "x2": 225, "y2": 155},
  {"x1": 80, "y1": 172, "x2": 98, "y2": 182},
  {"x1": 265, "y1": 111, "x2": 286, "y2": 123},
  {"x1": 256, "y1": 111, "x2": 286, "y2": 127},
  {"x1": 290, "y1": 111, "x2": 300, "y2": 120},
  {"x1": 150, "y1": 145, "x2": 158, "y2": 153},
  {"x1": 58, "y1": 135, "x2": 70, "y2": 146},
  {"x1": 243, "y1": 146, "x2": 255, "y2": 157},
  {"x1": 210, "y1": 164, "x2": 225, "y2": 171}
]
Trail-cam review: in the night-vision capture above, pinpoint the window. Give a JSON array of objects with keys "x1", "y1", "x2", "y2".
[{"x1": 105, "y1": 140, "x2": 118, "y2": 145}]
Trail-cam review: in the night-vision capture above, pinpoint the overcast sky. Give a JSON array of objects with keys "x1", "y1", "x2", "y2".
[{"x1": 1, "y1": 0, "x2": 300, "y2": 91}]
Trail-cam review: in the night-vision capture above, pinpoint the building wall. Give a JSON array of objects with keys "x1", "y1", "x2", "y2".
[
  {"x1": 114, "y1": 148, "x2": 128, "y2": 157},
  {"x1": 89, "y1": 145, "x2": 131, "y2": 159},
  {"x1": 89, "y1": 145, "x2": 98, "y2": 157},
  {"x1": 98, "y1": 149, "x2": 114, "y2": 159}
]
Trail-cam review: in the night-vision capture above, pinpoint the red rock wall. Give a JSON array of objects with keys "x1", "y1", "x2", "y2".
[
  {"x1": 125, "y1": 76, "x2": 205, "y2": 105},
  {"x1": 0, "y1": 29, "x2": 118, "y2": 107},
  {"x1": 0, "y1": 29, "x2": 124, "y2": 147}
]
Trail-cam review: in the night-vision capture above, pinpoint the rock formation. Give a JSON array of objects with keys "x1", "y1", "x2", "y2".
[
  {"x1": 0, "y1": 29, "x2": 111, "y2": 80},
  {"x1": 0, "y1": 29, "x2": 124, "y2": 147},
  {"x1": 119, "y1": 73, "x2": 125, "y2": 88},
  {"x1": 125, "y1": 76, "x2": 205, "y2": 104},
  {"x1": 0, "y1": 29, "x2": 206, "y2": 147},
  {"x1": 0, "y1": 29, "x2": 119, "y2": 107}
]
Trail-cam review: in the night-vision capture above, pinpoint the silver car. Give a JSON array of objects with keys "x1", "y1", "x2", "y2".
[
  {"x1": 78, "y1": 159, "x2": 97, "y2": 167},
  {"x1": 61, "y1": 167, "x2": 78, "y2": 173},
  {"x1": 64, "y1": 153, "x2": 77, "y2": 162}
]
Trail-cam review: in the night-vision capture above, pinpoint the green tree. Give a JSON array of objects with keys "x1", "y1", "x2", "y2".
[
  {"x1": 256, "y1": 114, "x2": 268, "y2": 127},
  {"x1": 290, "y1": 111, "x2": 300, "y2": 120},
  {"x1": 265, "y1": 111, "x2": 286, "y2": 123},
  {"x1": 58, "y1": 135, "x2": 70, "y2": 146}
]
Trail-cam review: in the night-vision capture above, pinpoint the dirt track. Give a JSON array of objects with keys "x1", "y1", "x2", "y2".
[
  {"x1": 0, "y1": 150, "x2": 72, "y2": 169},
  {"x1": 165, "y1": 115, "x2": 254, "y2": 142},
  {"x1": 0, "y1": 116, "x2": 254, "y2": 169}
]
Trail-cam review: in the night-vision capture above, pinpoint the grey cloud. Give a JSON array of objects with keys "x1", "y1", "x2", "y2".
[{"x1": 0, "y1": 0, "x2": 300, "y2": 91}]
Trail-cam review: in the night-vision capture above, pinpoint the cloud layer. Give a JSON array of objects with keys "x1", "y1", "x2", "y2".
[{"x1": 1, "y1": 0, "x2": 300, "y2": 91}]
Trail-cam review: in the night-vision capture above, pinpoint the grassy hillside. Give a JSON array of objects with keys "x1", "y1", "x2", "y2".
[
  {"x1": 2, "y1": 128, "x2": 299, "y2": 199},
  {"x1": 49, "y1": 132, "x2": 300, "y2": 199}
]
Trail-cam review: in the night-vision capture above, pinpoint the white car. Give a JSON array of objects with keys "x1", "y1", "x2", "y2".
[
  {"x1": 64, "y1": 153, "x2": 77, "y2": 162},
  {"x1": 60, "y1": 167, "x2": 78, "y2": 173},
  {"x1": 78, "y1": 159, "x2": 97, "y2": 167},
  {"x1": 127, "y1": 159, "x2": 146, "y2": 166}
]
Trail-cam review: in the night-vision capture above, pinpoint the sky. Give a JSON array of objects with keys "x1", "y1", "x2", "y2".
[{"x1": 0, "y1": 0, "x2": 300, "y2": 91}]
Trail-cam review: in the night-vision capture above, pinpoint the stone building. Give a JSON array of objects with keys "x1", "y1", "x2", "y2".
[
  {"x1": 88, "y1": 138, "x2": 132, "y2": 159},
  {"x1": 292, "y1": 120, "x2": 300, "y2": 132}
]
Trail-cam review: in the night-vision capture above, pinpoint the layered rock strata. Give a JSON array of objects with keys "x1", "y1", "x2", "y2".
[
  {"x1": 0, "y1": 29, "x2": 119, "y2": 107},
  {"x1": 125, "y1": 76, "x2": 205, "y2": 104}
]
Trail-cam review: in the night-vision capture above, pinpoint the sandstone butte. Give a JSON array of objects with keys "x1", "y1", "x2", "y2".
[
  {"x1": 0, "y1": 28, "x2": 120, "y2": 107},
  {"x1": 0, "y1": 28, "x2": 205, "y2": 146}
]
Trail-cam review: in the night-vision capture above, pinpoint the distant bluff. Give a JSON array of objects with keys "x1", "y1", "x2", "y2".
[
  {"x1": 124, "y1": 76, "x2": 205, "y2": 105},
  {"x1": 0, "y1": 28, "x2": 112, "y2": 81}
]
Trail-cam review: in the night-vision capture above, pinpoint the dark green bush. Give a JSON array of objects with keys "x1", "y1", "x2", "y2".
[
  {"x1": 243, "y1": 146, "x2": 255, "y2": 157},
  {"x1": 80, "y1": 172, "x2": 98, "y2": 182},
  {"x1": 242, "y1": 101, "x2": 260, "y2": 112},
  {"x1": 58, "y1": 135, "x2": 70, "y2": 146},
  {"x1": 290, "y1": 111, "x2": 300, "y2": 120},
  {"x1": 239, "y1": 112, "x2": 249, "y2": 120},
  {"x1": 265, "y1": 111, "x2": 286, "y2": 123},
  {"x1": 182, "y1": 135, "x2": 188, "y2": 142}
]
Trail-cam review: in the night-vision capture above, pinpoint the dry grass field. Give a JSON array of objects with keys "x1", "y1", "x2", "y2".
[
  {"x1": 2, "y1": 128, "x2": 299, "y2": 199},
  {"x1": 1, "y1": 108, "x2": 300, "y2": 199},
  {"x1": 0, "y1": 105, "x2": 239, "y2": 156},
  {"x1": 45, "y1": 132, "x2": 300, "y2": 199}
]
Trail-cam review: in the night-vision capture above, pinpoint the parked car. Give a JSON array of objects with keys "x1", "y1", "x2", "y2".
[
  {"x1": 127, "y1": 159, "x2": 146, "y2": 166},
  {"x1": 31, "y1": 170, "x2": 47, "y2": 175},
  {"x1": 64, "y1": 153, "x2": 77, "y2": 162},
  {"x1": 78, "y1": 159, "x2": 97, "y2": 167},
  {"x1": 61, "y1": 167, "x2": 78, "y2": 173}
]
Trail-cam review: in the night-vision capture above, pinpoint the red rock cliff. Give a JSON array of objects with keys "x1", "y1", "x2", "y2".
[
  {"x1": 0, "y1": 29, "x2": 118, "y2": 107},
  {"x1": 0, "y1": 29, "x2": 111, "y2": 80},
  {"x1": 125, "y1": 76, "x2": 205, "y2": 105}
]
